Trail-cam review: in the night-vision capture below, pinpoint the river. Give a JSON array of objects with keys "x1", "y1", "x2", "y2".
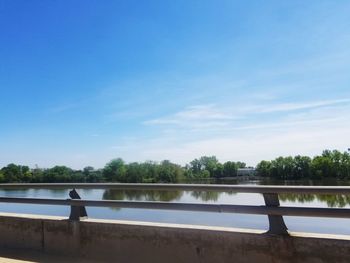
[{"x1": 0, "y1": 178, "x2": 349, "y2": 235}]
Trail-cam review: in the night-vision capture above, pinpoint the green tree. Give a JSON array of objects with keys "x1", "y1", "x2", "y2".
[
  {"x1": 158, "y1": 160, "x2": 184, "y2": 183},
  {"x1": 189, "y1": 158, "x2": 202, "y2": 176},
  {"x1": 213, "y1": 162, "x2": 224, "y2": 178},
  {"x1": 270, "y1": 156, "x2": 294, "y2": 179},
  {"x1": 0, "y1": 170, "x2": 5, "y2": 183},
  {"x1": 125, "y1": 162, "x2": 143, "y2": 182},
  {"x1": 199, "y1": 156, "x2": 219, "y2": 177},
  {"x1": 1, "y1": 164, "x2": 31, "y2": 182},
  {"x1": 236, "y1": 161, "x2": 246, "y2": 169},
  {"x1": 139, "y1": 161, "x2": 158, "y2": 183},
  {"x1": 83, "y1": 166, "x2": 103, "y2": 182},
  {"x1": 31, "y1": 166, "x2": 44, "y2": 183},
  {"x1": 223, "y1": 161, "x2": 238, "y2": 177},
  {"x1": 256, "y1": 160, "x2": 271, "y2": 177},
  {"x1": 293, "y1": 155, "x2": 311, "y2": 179},
  {"x1": 311, "y1": 156, "x2": 333, "y2": 178},
  {"x1": 103, "y1": 158, "x2": 127, "y2": 182},
  {"x1": 43, "y1": 166, "x2": 73, "y2": 182}
]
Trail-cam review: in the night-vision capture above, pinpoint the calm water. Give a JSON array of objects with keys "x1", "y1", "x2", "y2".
[{"x1": 0, "y1": 178, "x2": 349, "y2": 235}]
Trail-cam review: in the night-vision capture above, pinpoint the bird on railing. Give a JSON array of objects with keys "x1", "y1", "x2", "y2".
[{"x1": 69, "y1": 188, "x2": 88, "y2": 219}]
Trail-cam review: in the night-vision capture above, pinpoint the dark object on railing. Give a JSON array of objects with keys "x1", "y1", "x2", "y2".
[
  {"x1": 69, "y1": 189, "x2": 87, "y2": 220},
  {"x1": 263, "y1": 193, "x2": 288, "y2": 235}
]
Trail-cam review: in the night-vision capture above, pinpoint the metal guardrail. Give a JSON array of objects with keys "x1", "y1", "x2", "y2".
[
  {"x1": 1, "y1": 183, "x2": 350, "y2": 194},
  {"x1": 0, "y1": 183, "x2": 350, "y2": 235}
]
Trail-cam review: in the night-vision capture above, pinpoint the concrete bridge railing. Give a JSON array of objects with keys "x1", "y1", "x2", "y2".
[{"x1": 1, "y1": 183, "x2": 350, "y2": 263}]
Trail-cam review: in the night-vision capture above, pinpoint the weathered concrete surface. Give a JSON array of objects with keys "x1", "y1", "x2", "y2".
[
  {"x1": 0, "y1": 247, "x2": 98, "y2": 263},
  {"x1": 0, "y1": 212, "x2": 349, "y2": 263}
]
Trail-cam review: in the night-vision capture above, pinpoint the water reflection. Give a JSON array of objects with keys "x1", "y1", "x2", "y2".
[
  {"x1": 189, "y1": 190, "x2": 237, "y2": 202},
  {"x1": 258, "y1": 178, "x2": 350, "y2": 186},
  {"x1": 103, "y1": 189, "x2": 183, "y2": 202},
  {"x1": 190, "y1": 191, "x2": 220, "y2": 202},
  {"x1": 102, "y1": 188, "x2": 350, "y2": 208},
  {"x1": 279, "y1": 194, "x2": 350, "y2": 208},
  {"x1": 256, "y1": 178, "x2": 350, "y2": 207},
  {"x1": 102, "y1": 189, "x2": 235, "y2": 202}
]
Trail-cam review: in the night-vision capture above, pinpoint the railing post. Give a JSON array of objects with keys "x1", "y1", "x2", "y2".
[
  {"x1": 69, "y1": 189, "x2": 88, "y2": 221},
  {"x1": 263, "y1": 193, "x2": 288, "y2": 235}
]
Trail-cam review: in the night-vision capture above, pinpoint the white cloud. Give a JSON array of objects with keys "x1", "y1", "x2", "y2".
[
  {"x1": 143, "y1": 98, "x2": 350, "y2": 130},
  {"x1": 108, "y1": 99, "x2": 350, "y2": 166},
  {"x1": 144, "y1": 104, "x2": 237, "y2": 129}
]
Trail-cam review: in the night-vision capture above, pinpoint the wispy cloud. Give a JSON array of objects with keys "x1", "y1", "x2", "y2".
[
  {"x1": 144, "y1": 98, "x2": 350, "y2": 129},
  {"x1": 254, "y1": 98, "x2": 350, "y2": 114},
  {"x1": 144, "y1": 104, "x2": 237, "y2": 129}
]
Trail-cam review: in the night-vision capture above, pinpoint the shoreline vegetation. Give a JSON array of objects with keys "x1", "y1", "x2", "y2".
[{"x1": 0, "y1": 149, "x2": 349, "y2": 184}]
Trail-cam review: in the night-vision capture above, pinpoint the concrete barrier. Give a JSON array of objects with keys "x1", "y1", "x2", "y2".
[{"x1": 0, "y1": 212, "x2": 349, "y2": 263}]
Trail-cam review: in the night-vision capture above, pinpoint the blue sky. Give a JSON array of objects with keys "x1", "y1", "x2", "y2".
[{"x1": 1, "y1": 0, "x2": 350, "y2": 169}]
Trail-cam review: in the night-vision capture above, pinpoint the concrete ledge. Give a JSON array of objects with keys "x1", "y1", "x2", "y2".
[{"x1": 0, "y1": 212, "x2": 349, "y2": 263}]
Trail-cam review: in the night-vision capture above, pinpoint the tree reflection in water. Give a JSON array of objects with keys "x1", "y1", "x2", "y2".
[
  {"x1": 190, "y1": 191, "x2": 236, "y2": 202},
  {"x1": 190, "y1": 191, "x2": 220, "y2": 202},
  {"x1": 103, "y1": 189, "x2": 238, "y2": 203},
  {"x1": 279, "y1": 194, "x2": 350, "y2": 208},
  {"x1": 102, "y1": 187, "x2": 350, "y2": 209},
  {"x1": 102, "y1": 189, "x2": 183, "y2": 202}
]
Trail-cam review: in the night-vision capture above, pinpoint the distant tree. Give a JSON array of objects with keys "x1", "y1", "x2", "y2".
[
  {"x1": 1, "y1": 163, "x2": 31, "y2": 182},
  {"x1": 199, "y1": 156, "x2": 219, "y2": 177},
  {"x1": 213, "y1": 162, "x2": 224, "y2": 178},
  {"x1": 340, "y1": 152, "x2": 350, "y2": 179},
  {"x1": 0, "y1": 170, "x2": 5, "y2": 183},
  {"x1": 83, "y1": 166, "x2": 95, "y2": 176},
  {"x1": 188, "y1": 156, "x2": 220, "y2": 178},
  {"x1": 1, "y1": 149, "x2": 349, "y2": 183},
  {"x1": 83, "y1": 166, "x2": 103, "y2": 182},
  {"x1": 256, "y1": 160, "x2": 271, "y2": 177},
  {"x1": 270, "y1": 157, "x2": 295, "y2": 179},
  {"x1": 43, "y1": 166, "x2": 73, "y2": 182},
  {"x1": 158, "y1": 160, "x2": 184, "y2": 183},
  {"x1": 311, "y1": 156, "x2": 332, "y2": 178},
  {"x1": 223, "y1": 161, "x2": 238, "y2": 177},
  {"x1": 189, "y1": 159, "x2": 202, "y2": 176},
  {"x1": 31, "y1": 165, "x2": 44, "y2": 182},
  {"x1": 139, "y1": 161, "x2": 158, "y2": 183},
  {"x1": 125, "y1": 162, "x2": 143, "y2": 182},
  {"x1": 255, "y1": 150, "x2": 350, "y2": 180},
  {"x1": 200, "y1": 169, "x2": 210, "y2": 178},
  {"x1": 293, "y1": 155, "x2": 311, "y2": 179},
  {"x1": 103, "y1": 158, "x2": 126, "y2": 182},
  {"x1": 236, "y1": 162, "x2": 246, "y2": 169}
]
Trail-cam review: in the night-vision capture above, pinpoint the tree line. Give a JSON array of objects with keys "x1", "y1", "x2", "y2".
[
  {"x1": 1, "y1": 149, "x2": 349, "y2": 183},
  {"x1": 0, "y1": 156, "x2": 246, "y2": 183},
  {"x1": 256, "y1": 150, "x2": 350, "y2": 179}
]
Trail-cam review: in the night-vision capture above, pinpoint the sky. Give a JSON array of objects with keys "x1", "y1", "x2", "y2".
[{"x1": 1, "y1": 0, "x2": 350, "y2": 169}]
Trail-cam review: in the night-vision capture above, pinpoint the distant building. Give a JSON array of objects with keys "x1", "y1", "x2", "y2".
[{"x1": 237, "y1": 168, "x2": 256, "y2": 176}]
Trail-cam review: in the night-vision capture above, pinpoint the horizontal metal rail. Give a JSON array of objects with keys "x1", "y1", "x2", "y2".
[
  {"x1": 1, "y1": 183, "x2": 350, "y2": 195},
  {"x1": 0, "y1": 197, "x2": 349, "y2": 219}
]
